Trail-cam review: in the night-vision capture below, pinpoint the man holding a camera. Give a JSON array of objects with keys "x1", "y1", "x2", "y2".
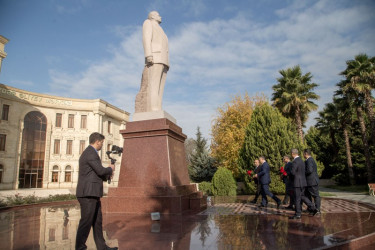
[{"x1": 75, "y1": 132, "x2": 117, "y2": 250}]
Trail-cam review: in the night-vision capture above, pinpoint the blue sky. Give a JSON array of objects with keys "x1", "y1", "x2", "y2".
[{"x1": 0, "y1": 0, "x2": 374, "y2": 141}]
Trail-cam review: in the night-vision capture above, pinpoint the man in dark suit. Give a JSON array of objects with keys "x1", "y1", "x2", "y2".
[
  {"x1": 75, "y1": 132, "x2": 117, "y2": 250},
  {"x1": 254, "y1": 156, "x2": 281, "y2": 208},
  {"x1": 304, "y1": 149, "x2": 321, "y2": 213},
  {"x1": 250, "y1": 159, "x2": 262, "y2": 204},
  {"x1": 282, "y1": 155, "x2": 294, "y2": 209},
  {"x1": 289, "y1": 149, "x2": 318, "y2": 219}
]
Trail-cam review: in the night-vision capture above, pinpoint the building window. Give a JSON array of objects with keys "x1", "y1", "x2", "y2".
[
  {"x1": 52, "y1": 172, "x2": 58, "y2": 182},
  {"x1": 79, "y1": 140, "x2": 86, "y2": 155},
  {"x1": 68, "y1": 114, "x2": 74, "y2": 128},
  {"x1": 18, "y1": 111, "x2": 46, "y2": 189},
  {"x1": 108, "y1": 121, "x2": 112, "y2": 134},
  {"x1": 0, "y1": 164, "x2": 3, "y2": 183},
  {"x1": 54, "y1": 140, "x2": 60, "y2": 154},
  {"x1": 0, "y1": 134, "x2": 6, "y2": 151},
  {"x1": 66, "y1": 140, "x2": 73, "y2": 155},
  {"x1": 2, "y1": 104, "x2": 9, "y2": 121},
  {"x1": 80, "y1": 115, "x2": 87, "y2": 129},
  {"x1": 65, "y1": 165, "x2": 72, "y2": 182},
  {"x1": 55, "y1": 113, "x2": 62, "y2": 127},
  {"x1": 62, "y1": 224, "x2": 69, "y2": 240},
  {"x1": 52, "y1": 165, "x2": 59, "y2": 182},
  {"x1": 48, "y1": 228, "x2": 56, "y2": 242}
]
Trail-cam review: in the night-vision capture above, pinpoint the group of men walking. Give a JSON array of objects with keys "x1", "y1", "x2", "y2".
[{"x1": 250, "y1": 148, "x2": 321, "y2": 219}]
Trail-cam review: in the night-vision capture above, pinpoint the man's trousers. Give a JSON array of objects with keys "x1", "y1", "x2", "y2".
[{"x1": 76, "y1": 197, "x2": 106, "y2": 250}]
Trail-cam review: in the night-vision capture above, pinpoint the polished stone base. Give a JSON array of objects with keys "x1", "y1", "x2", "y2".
[
  {"x1": 1, "y1": 197, "x2": 375, "y2": 249},
  {"x1": 103, "y1": 118, "x2": 206, "y2": 214},
  {"x1": 103, "y1": 213, "x2": 197, "y2": 250},
  {"x1": 103, "y1": 185, "x2": 206, "y2": 214}
]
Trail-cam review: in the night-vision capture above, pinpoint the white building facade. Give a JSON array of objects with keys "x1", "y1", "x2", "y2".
[{"x1": 0, "y1": 83, "x2": 129, "y2": 190}]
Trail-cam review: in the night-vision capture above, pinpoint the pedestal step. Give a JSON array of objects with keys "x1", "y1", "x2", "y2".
[{"x1": 102, "y1": 191, "x2": 206, "y2": 214}]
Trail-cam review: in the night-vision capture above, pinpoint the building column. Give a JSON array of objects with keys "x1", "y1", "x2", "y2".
[
  {"x1": 13, "y1": 119, "x2": 24, "y2": 190},
  {"x1": 0, "y1": 35, "x2": 9, "y2": 74},
  {"x1": 44, "y1": 123, "x2": 53, "y2": 188},
  {"x1": 94, "y1": 111, "x2": 105, "y2": 159}
]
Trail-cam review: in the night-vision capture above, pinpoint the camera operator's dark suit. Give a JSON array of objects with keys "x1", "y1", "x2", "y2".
[
  {"x1": 305, "y1": 157, "x2": 321, "y2": 211},
  {"x1": 76, "y1": 145, "x2": 113, "y2": 250},
  {"x1": 290, "y1": 156, "x2": 316, "y2": 217}
]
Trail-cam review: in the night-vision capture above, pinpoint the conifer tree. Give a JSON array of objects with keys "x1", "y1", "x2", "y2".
[
  {"x1": 211, "y1": 93, "x2": 267, "y2": 178},
  {"x1": 188, "y1": 127, "x2": 217, "y2": 183},
  {"x1": 238, "y1": 103, "x2": 308, "y2": 193}
]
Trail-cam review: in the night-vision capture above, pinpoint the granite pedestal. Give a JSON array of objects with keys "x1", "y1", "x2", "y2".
[{"x1": 103, "y1": 118, "x2": 205, "y2": 214}]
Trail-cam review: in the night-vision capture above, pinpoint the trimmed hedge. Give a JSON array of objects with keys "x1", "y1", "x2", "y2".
[
  {"x1": 0, "y1": 194, "x2": 76, "y2": 208},
  {"x1": 198, "y1": 181, "x2": 212, "y2": 196},
  {"x1": 211, "y1": 167, "x2": 237, "y2": 196}
]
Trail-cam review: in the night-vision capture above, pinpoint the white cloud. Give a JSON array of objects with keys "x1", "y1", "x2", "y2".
[
  {"x1": 163, "y1": 100, "x2": 216, "y2": 141},
  {"x1": 49, "y1": 26, "x2": 144, "y2": 112},
  {"x1": 48, "y1": 0, "x2": 375, "y2": 140},
  {"x1": 181, "y1": 0, "x2": 207, "y2": 17},
  {"x1": 147, "y1": 0, "x2": 207, "y2": 18},
  {"x1": 53, "y1": 0, "x2": 91, "y2": 14}
]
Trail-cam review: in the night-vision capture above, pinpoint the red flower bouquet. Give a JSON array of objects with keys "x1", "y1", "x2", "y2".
[
  {"x1": 280, "y1": 166, "x2": 287, "y2": 176},
  {"x1": 247, "y1": 170, "x2": 253, "y2": 176}
]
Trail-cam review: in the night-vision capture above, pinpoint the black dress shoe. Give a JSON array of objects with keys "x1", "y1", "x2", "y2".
[
  {"x1": 285, "y1": 206, "x2": 294, "y2": 210},
  {"x1": 289, "y1": 215, "x2": 301, "y2": 219},
  {"x1": 249, "y1": 200, "x2": 257, "y2": 204},
  {"x1": 106, "y1": 246, "x2": 118, "y2": 250},
  {"x1": 277, "y1": 201, "x2": 281, "y2": 209},
  {"x1": 310, "y1": 209, "x2": 319, "y2": 216},
  {"x1": 258, "y1": 204, "x2": 267, "y2": 208}
]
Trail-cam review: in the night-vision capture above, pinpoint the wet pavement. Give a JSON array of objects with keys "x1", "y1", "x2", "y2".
[{"x1": 1, "y1": 196, "x2": 375, "y2": 250}]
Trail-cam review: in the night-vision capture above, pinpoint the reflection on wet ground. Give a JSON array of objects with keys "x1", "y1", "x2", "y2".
[{"x1": 0, "y1": 196, "x2": 375, "y2": 249}]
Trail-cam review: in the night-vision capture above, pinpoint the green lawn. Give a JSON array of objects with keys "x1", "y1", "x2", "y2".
[
  {"x1": 320, "y1": 192, "x2": 336, "y2": 197},
  {"x1": 325, "y1": 184, "x2": 369, "y2": 194}
]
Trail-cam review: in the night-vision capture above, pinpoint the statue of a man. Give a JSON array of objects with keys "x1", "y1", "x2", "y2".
[{"x1": 135, "y1": 11, "x2": 169, "y2": 113}]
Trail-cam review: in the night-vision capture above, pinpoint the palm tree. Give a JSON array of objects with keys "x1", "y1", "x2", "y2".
[
  {"x1": 315, "y1": 103, "x2": 339, "y2": 161},
  {"x1": 334, "y1": 96, "x2": 356, "y2": 185},
  {"x1": 272, "y1": 65, "x2": 320, "y2": 141},
  {"x1": 341, "y1": 54, "x2": 375, "y2": 143},
  {"x1": 337, "y1": 81, "x2": 374, "y2": 182}
]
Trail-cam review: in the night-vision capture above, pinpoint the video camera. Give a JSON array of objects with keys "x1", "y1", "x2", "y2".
[{"x1": 106, "y1": 145, "x2": 123, "y2": 184}]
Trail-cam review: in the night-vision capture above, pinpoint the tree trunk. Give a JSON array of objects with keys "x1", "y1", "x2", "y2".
[
  {"x1": 343, "y1": 125, "x2": 355, "y2": 185},
  {"x1": 356, "y1": 106, "x2": 374, "y2": 182},
  {"x1": 329, "y1": 127, "x2": 339, "y2": 161},
  {"x1": 364, "y1": 90, "x2": 375, "y2": 144},
  {"x1": 295, "y1": 107, "x2": 303, "y2": 142}
]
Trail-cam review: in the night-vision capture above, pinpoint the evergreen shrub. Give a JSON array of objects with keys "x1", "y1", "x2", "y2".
[
  {"x1": 211, "y1": 167, "x2": 237, "y2": 196},
  {"x1": 238, "y1": 103, "x2": 304, "y2": 194},
  {"x1": 198, "y1": 181, "x2": 212, "y2": 196},
  {"x1": 332, "y1": 173, "x2": 351, "y2": 185},
  {"x1": 269, "y1": 172, "x2": 286, "y2": 194}
]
